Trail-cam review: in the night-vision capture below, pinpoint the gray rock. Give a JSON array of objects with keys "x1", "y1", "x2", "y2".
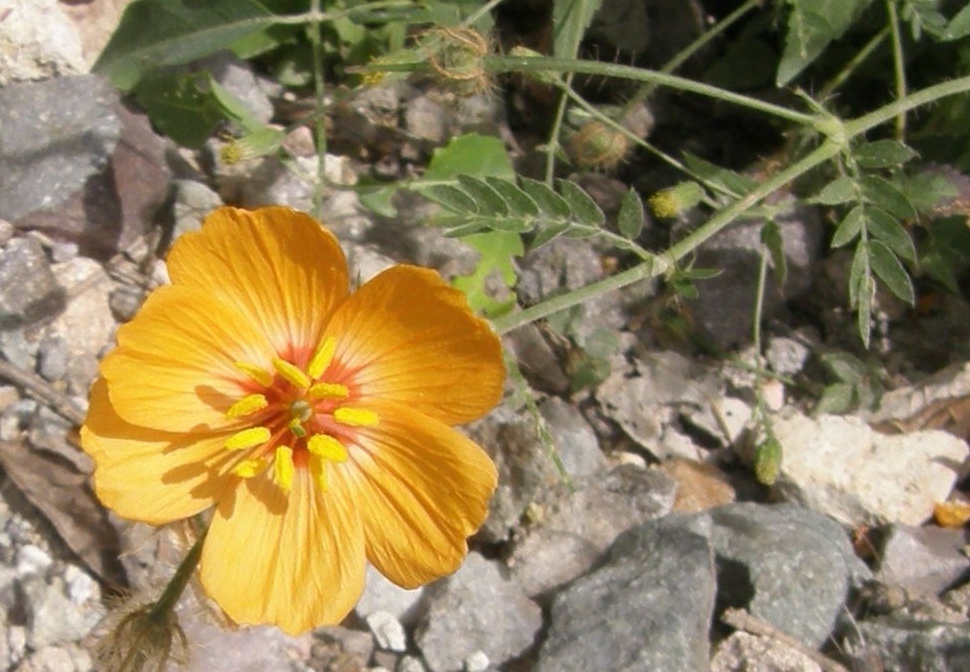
[
  {"x1": 466, "y1": 406, "x2": 567, "y2": 543},
  {"x1": 398, "y1": 656, "x2": 427, "y2": 672},
  {"x1": 537, "y1": 397, "x2": 606, "y2": 478},
  {"x1": 171, "y1": 179, "x2": 223, "y2": 241},
  {"x1": 765, "y1": 335, "x2": 813, "y2": 377},
  {"x1": 511, "y1": 465, "x2": 676, "y2": 597},
  {"x1": 855, "y1": 617, "x2": 970, "y2": 672},
  {"x1": 405, "y1": 94, "x2": 447, "y2": 144},
  {"x1": 46, "y1": 258, "x2": 115, "y2": 365},
  {"x1": 710, "y1": 631, "x2": 823, "y2": 672},
  {"x1": 702, "y1": 503, "x2": 870, "y2": 648},
  {"x1": 502, "y1": 324, "x2": 570, "y2": 393},
  {"x1": 367, "y1": 610, "x2": 408, "y2": 652},
  {"x1": 596, "y1": 350, "x2": 724, "y2": 458},
  {"x1": 416, "y1": 553, "x2": 542, "y2": 672},
  {"x1": 108, "y1": 284, "x2": 145, "y2": 323},
  {"x1": 356, "y1": 564, "x2": 425, "y2": 625},
  {"x1": 535, "y1": 522, "x2": 716, "y2": 672},
  {"x1": 0, "y1": 218, "x2": 15, "y2": 246},
  {"x1": 689, "y1": 201, "x2": 824, "y2": 350},
  {"x1": 21, "y1": 576, "x2": 102, "y2": 647},
  {"x1": 0, "y1": 75, "x2": 120, "y2": 222},
  {"x1": 771, "y1": 411, "x2": 969, "y2": 526},
  {"x1": 877, "y1": 525, "x2": 970, "y2": 598},
  {"x1": 16, "y1": 544, "x2": 52, "y2": 577},
  {"x1": 0, "y1": 237, "x2": 65, "y2": 329},
  {"x1": 37, "y1": 334, "x2": 69, "y2": 382}
]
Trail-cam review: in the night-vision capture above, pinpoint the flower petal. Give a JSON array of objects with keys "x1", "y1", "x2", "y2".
[
  {"x1": 81, "y1": 379, "x2": 235, "y2": 525},
  {"x1": 199, "y1": 469, "x2": 366, "y2": 634},
  {"x1": 325, "y1": 266, "x2": 504, "y2": 425},
  {"x1": 101, "y1": 285, "x2": 274, "y2": 432},
  {"x1": 336, "y1": 402, "x2": 497, "y2": 588},
  {"x1": 166, "y1": 206, "x2": 350, "y2": 358}
]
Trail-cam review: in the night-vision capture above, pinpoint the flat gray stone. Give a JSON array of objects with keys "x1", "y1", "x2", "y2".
[
  {"x1": 0, "y1": 75, "x2": 120, "y2": 222},
  {"x1": 856, "y1": 617, "x2": 970, "y2": 672},
  {"x1": 538, "y1": 397, "x2": 607, "y2": 478},
  {"x1": 535, "y1": 522, "x2": 716, "y2": 672},
  {"x1": 877, "y1": 524, "x2": 970, "y2": 598},
  {"x1": 702, "y1": 503, "x2": 870, "y2": 649},
  {"x1": 416, "y1": 553, "x2": 541, "y2": 672},
  {"x1": 511, "y1": 465, "x2": 676, "y2": 597},
  {"x1": 0, "y1": 237, "x2": 65, "y2": 329}
]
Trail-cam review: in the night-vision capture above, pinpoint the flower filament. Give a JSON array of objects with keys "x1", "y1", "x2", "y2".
[{"x1": 223, "y1": 336, "x2": 376, "y2": 493}]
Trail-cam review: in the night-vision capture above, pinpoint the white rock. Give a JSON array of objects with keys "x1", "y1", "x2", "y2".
[
  {"x1": 771, "y1": 411, "x2": 969, "y2": 526},
  {"x1": 0, "y1": 0, "x2": 86, "y2": 84},
  {"x1": 8, "y1": 625, "x2": 27, "y2": 665},
  {"x1": 367, "y1": 610, "x2": 408, "y2": 652},
  {"x1": 47, "y1": 258, "x2": 115, "y2": 362},
  {"x1": 16, "y1": 544, "x2": 52, "y2": 576},
  {"x1": 355, "y1": 564, "x2": 424, "y2": 624},
  {"x1": 464, "y1": 650, "x2": 490, "y2": 672},
  {"x1": 398, "y1": 656, "x2": 426, "y2": 672},
  {"x1": 63, "y1": 565, "x2": 98, "y2": 605}
]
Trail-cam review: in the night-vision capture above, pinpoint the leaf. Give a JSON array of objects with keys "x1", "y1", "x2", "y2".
[
  {"x1": 0, "y1": 440, "x2": 128, "y2": 589},
  {"x1": 94, "y1": 0, "x2": 281, "y2": 91},
  {"x1": 777, "y1": 0, "x2": 870, "y2": 86},
  {"x1": 849, "y1": 240, "x2": 870, "y2": 308},
  {"x1": 553, "y1": 0, "x2": 605, "y2": 58},
  {"x1": 131, "y1": 72, "x2": 226, "y2": 148},
  {"x1": 425, "y1": 184, "x2": 480, "y2": 214},
  {"x1": 761, "y1": 220, "x2": 788, "y2": 288},
  {"x1": 618, "y1": 188, "x2": 645, "y2": 239},
  {"x1": 486, "y1": 178, "x2": 540, "y2": 216},
  {"x1": 520, "y1": 178, "x2": 572, "y2": 219},
  {"x1": 860, "y1": 174, "x2": 918, "y2": 220},
  {"x1": 869, "y1": 240, "x2": 915, "y2": 304},
  {"x1": 814, "y1": 176, "x2": 858, "y2": 205},
  {"x1": 943, "y1": 2, "x2": 970, "y2": 40},
  {"x1": 457, "y1": 175, "x2": 510, "y2": 216},
  {"x1": 452, "y1": 231, "x2": 524, "y2": 316},
  {"x1": 866, "y1": 207, "x2": 916, "y2": 262},
  {"x1": 556, "y1": 179, "x2": 604, "y2": 226},
  {"x1": 854, "y1": 140, "x2": 918, "y2": 169},
  {"x1": 831, "y1": 205, "x2": 865, "y2": 248},
  {"x1": 815, "y1": 382, "x2": 858, "y2": 414},
  {"x1": 424, "y1": 133, "x2": 515, "y2": 180},
  {"x1": 357, "y1": 185, "x2": 399, "y2": 218},
  {"x1": 682, "y1": 152, "x2": 758, "y2": 195},
  {"x1": 821, "y1": 351, "x2": 868, "y2": 382}
]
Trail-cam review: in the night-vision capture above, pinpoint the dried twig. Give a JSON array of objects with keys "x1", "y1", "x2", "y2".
[
  {"x1": 0, "y1": 358, "x2": 86, "y2": 426},
  {"x1": 721, "y1": 607, "x2": 851, "y2": 672}
]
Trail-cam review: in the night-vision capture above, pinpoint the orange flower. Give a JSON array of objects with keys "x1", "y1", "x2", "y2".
[{"x1": 81, "y1": 206, "x2": 503, "y2": 634}]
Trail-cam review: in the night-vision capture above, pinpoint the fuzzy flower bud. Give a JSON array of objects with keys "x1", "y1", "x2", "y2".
[
  {"x1": 94, "y1": 601, "x2": 187, "y2": 672},
  {"x1": 421, "y1": 27, "x2": 492, "y2": 97},
  {"x1": 648, "y1": 181, "x2": 705, "y2": 218},
  {"x1": 568, "y1": 121, "x2": 631, "y2": 171}
]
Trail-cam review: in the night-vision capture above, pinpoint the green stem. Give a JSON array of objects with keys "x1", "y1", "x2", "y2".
[
  {"x1": 492, "y1": 140, "x2": 842, "y2": 335},
  {"x1": 819, "y1": 26, "x2": 889, "y2": 100},
  {"x1": 629, "y1": 0, "x2": 762, "y2": 106},
  {"x1": 485, "y1": 55, "x2": 819, "y2": 126},
  {"x1": 544, "y1": 80, "x2": 571, "y2": 184},
  {"x1": 309, "y1": 0, "x2": 327, "y2": 219},
  {"x1": 845, "y1": 74, "x2": 970, "y2": 136},
  {"x1": 463, "y1": 0, "x2": 503, "y2": 27},
  {"x1": 273, "y1": 1, "x2": 415, "y2": 24},
  {"x1": 147, "y1": 528, "x2": 207, "y2": 623},
  {"x1": 886, "y1": 0, "x2": 907, "y2": 140}
]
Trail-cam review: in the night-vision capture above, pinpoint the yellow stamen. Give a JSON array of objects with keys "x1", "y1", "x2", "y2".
[
  {"x1": 225, "y1": 394, "x2": 268, "y2": 419},
  {"x1": 333, "y1": 407, "x2": 379, "y2": 427},
  {"x1": 309, "y1": 454, "x2": 329, "y2": 492},
  {"x1": 307, "y1": 434, "x2": 349, "y2": 462},
  {"x1": 233, "y1": 361, "x2": 273, "y2": 387},
  {"x1": 307, "y1": 337, "x2": 337, "y2": 380},
  {"x1": 274, "y1": 445, "x2": 295, "y2": 492},
  {"x1": 233, "y1": 458, "x2": 268, "y2": 478},
  {"x1": 225, "y1": 426, "x2": 271, "y2": 451},
  {"x1": 272, "y1": 357, "x2": 310, "y2": 390},
  {"x1": 308, "y1": 382, "x2": 349, "y2": 399}
]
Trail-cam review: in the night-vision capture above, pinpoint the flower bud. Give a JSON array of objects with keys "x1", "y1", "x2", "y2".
[
  {"x1": 422, "y1": 27, "x2": 492, "y2": 97},
  {"x1": 568, "y1": 120, "x2": 631, "y2": 171},
  {"x1": 648, "y1": 181, "x2": 704, "y2": 218}
]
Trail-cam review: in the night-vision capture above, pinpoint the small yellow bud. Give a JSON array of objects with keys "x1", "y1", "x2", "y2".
[
  {"x1": 648, "y1": 181, "x2": 704, "y2": 218},
  {"x1": 569, "y1": 121, "x2": 631, "y2": 171}
]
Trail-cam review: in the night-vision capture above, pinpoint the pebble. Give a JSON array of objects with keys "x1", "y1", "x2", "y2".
[
  {"x1": 108, "y1": 284, "x2": 145, "y2": 323},
  {"x1": 397, "y1": 655, "x2": 427, "y2": 672},
  {"x1": 355, "y1": 564, "x2": 425, "y2": 624},
  {"x1": 711, "y1": 631, "x2": 823, "y2": 672},
  {"x1": 37, "y1": 334, "x2": 69, "y2": 382},
  {"x1": 0, "y1": 237, "x2": 65, "y2": 329},
  {"x1": 416, "y1": 553, "x2": 542, "y2": 672},
  {"x1": 367, "y1": 610, "x2": 408, "y2": 652},
  {"x1": 463, "y1": 651, "x2": 490, "y2": 672},
  {"x1": 16, "y1": 544, "x2": 53, "y2": 577}
]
